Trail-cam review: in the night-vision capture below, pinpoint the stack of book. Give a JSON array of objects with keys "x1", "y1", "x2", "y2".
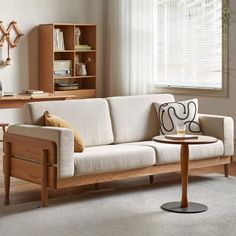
[
  {"x1": 54, "y1": 82, "x2": 78, "y2": 91},
  {"x1": 21, "y1": 89, "x2": 44, "y2": 94},
  {"x1": 20, "y1": 90, "x2": 48, "y2": 97},
  {"x1": 75, "y1": 44, "x2": 92, "y2": 51},
  {"x1": 54, "y1": 28, "x2": 65, "y2": 51}
]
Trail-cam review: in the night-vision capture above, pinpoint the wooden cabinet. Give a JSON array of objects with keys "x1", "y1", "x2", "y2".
[{"x1": 38, "y1": 23, "x2": 96, "y2": 98}]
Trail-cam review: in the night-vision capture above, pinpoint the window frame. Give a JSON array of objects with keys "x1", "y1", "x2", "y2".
[{"x1": 154, "y1": 0, "x2": 230, "y2": 97}]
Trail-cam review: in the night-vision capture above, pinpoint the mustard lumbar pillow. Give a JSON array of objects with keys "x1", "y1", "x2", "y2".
[{"x1": 44, "y1": 111, "x2": 84, "y2": 152}]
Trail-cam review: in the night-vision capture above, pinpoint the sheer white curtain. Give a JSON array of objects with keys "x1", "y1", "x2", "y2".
[{"x1": 105, "y1": 0, "x2": 156, "y2": 96}]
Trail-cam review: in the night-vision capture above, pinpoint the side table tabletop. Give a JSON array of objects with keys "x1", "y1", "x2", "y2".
[{"x1": 153, "y1": 135, "x2": 218, "y2": 213}]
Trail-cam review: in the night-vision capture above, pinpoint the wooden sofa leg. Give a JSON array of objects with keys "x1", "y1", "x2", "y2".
[
  {"x1": 224, "y1": 164, "x2": 229, "y2": 177},
  {"x1": 95, "y1": 183, "x2": 99, "y2": 190},
  {"x1": 3, "y1": 142, "x2": 11, "y2": 202},
  {"x1": 41, "y1": 150, "x2": 49, "y2": 207},
  {"x1": 4, "y1": 168, "x2": 10, "y2": 199},
  {"x1": 149, "y1": 175, "x2": 154, "y2": 184}
]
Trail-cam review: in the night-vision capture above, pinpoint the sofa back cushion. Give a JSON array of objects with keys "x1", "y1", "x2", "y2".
[
  {"x1": 106, "y1": 94, "x2": 175, "y2": 143},
  {"x1": 23, "y1": 98, "x2": 114, "y2": 147}
]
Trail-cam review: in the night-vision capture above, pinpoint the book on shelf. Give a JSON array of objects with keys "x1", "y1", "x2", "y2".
[
  {"x1": 54, "y1": 28, "x2": 65, "y2": 51},
  {"x1": 75, "y1": 44, "x2": 92, "y2": 51}
]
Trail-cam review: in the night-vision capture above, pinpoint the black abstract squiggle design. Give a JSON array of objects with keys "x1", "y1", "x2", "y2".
[{"x1": 158, "y1": 101, "x2": 201, "y2": 135}]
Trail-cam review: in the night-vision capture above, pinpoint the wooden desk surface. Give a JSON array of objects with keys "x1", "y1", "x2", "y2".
[{"x1": 0, "y1": 94, "x2": 77, "y2": 109}]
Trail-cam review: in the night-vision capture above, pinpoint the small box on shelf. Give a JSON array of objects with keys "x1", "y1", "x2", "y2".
[{"x1": 54, "y1": 60, "x2": 72, "y2": 77}]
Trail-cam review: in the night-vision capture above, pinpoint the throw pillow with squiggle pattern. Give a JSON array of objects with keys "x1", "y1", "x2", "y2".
[{"x1": 154, "y1": 98, "x2": 201, "y2": 135}]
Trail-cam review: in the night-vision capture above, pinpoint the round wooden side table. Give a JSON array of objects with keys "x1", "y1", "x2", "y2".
[{"x1": 153, "y1": 135, "x2": 218, "y2": 213}]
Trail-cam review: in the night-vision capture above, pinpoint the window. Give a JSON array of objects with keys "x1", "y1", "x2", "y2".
[{"x1": 154, "y1": 0, "x2": 229, "y2": 96}]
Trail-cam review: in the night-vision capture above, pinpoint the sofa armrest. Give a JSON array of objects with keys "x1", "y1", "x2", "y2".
[
  {"x1": 7, "y1": 124, "x2": 74, "y2": 178},
  {"x1": 199, "y1": 114, "x2": 234, "y2": 156}
]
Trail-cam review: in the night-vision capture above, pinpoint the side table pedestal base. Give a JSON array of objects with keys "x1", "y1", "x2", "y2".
[{"x1": 161, "y1": 201, "x2": 207, "y2": 213}]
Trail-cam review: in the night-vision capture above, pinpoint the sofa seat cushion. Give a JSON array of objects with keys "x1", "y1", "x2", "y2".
[
  {"x1": 74, "y1": 144, "x2": 156, "y2": 176},
  {"x1": 126, "y1": 140, "x2": 224, "y2": 164}
]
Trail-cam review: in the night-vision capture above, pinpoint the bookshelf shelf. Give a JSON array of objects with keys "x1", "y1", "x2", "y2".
[
  {"x1": 38, "y1": 23, "x2": 96, "y2": 98},
  {"x1": 75, "y1": 50, "x2": 96, "y2": 52},
  {"x1": 54, "y1": 75, "x2": 96, "y2": 79},
  {"x1": 54, "y1": 50, "x2": 75, "y2": 53}
]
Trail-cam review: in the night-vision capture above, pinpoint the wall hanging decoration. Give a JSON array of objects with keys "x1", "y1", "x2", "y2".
[{"x1": 0, "y1": 20, "x2": 23, "y2": 65}]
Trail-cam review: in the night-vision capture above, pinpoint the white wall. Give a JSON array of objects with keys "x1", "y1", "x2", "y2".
[
  {"x1": 86, "y1": 0, "x2": 106, "y2": 97},
  {"x1": 0, "y1": 0, "x2": 90, "y2": 124}
]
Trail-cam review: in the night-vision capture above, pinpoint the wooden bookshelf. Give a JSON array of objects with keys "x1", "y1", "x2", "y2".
[{"x1": 38, "y1": 23, "x2": 96, "y2": 98}]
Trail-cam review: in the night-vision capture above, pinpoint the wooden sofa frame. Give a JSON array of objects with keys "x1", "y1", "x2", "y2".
[{"x1": 3, "y1": 133, "x2": 232, "y2": 207}]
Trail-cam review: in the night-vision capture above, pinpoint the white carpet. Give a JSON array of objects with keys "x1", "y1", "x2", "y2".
[{"x1": 0, "y1": 174, "x2": 236, "y2": 236}]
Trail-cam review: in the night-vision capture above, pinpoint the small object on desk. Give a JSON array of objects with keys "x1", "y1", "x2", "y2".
[
  {"x1": 3, "y1": 92, "x2": 17, "y2": 96},
  {"x1": 18, "y1": 92, "x2": 49, "y2": 97},
  {"x1": 165, "y1": 134, "x2": 198, "y2": 140},
  {"x1": 21, "y1": 89, "x2": 44, "y2": 95},
  {"x1": 29, "y1": 92, "x2": 49, "y2": 98}
]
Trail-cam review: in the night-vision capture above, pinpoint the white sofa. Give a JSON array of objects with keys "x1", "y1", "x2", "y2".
[{"x1": 3, "y1": 94, "x2": 234, "y2": 206}]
